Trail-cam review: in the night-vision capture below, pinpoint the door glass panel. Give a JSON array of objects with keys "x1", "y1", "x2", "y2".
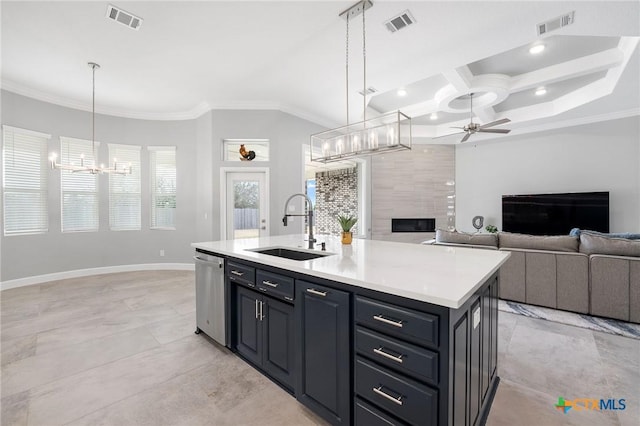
[{"x1": 233, "y1": 180, "x2": 260, "y2": 239}]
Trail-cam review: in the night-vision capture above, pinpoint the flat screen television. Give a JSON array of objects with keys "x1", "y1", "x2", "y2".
[{"x1": 502, "y1": 191, "x2": 609, "y2": 236}]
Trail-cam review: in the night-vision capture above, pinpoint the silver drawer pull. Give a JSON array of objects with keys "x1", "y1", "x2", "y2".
[
  {"x1": 230, "y1": 270, "x2": 244, "y2": 276},
  {"x1": 262, "y1": 280, "x2": 278, "y2": 287},
  {"x1": 306, "y1": 288, "x2": 327, "y2": 297},
  {"x1": 373, "y1": 347, "x2": 404, "y2": 363},
  {"x1": 373, "y1": 314, "x2": 404, "y2": 328},
  {"x1": 258, "y1": 287, "x2": 268, "y2": 292},
  {"x1": 373, "y1": 386, "x2": 403, "y2": 406}
]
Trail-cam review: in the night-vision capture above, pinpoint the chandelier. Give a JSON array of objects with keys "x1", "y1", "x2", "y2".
[
  {"x1": 49, "y1": 62, "x2": 131, "y2": 175},
  {"x1": 310, "y1": 0, "x2": 411, "y2": 163}
]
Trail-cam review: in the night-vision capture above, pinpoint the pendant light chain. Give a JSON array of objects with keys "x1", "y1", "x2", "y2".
[{"x1": 345, "y1": 13, "x2": 350, "y2": 126}]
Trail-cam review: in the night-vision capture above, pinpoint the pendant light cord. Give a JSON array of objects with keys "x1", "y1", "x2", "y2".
[
  {"x1": 362, "y1": 2, "x2": 366, "y2": 123},
  {"x1": 346, "y1": 13, "x2": 350, "y2": 126},
  {"x1": 92, "y1": 63, "x2": 96, "y2": 162}
]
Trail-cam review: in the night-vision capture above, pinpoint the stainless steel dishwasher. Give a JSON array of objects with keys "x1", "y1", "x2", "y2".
[{"x1": 194, "y1": 250, "x2": 226, "y2": 346}]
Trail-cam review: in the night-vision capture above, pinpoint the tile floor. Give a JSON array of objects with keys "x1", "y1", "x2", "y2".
[{"x1": 1, "y1": 271, "x2": 638, "y2": 425}]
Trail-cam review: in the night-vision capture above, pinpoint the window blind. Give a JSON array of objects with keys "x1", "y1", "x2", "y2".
[
  {"x1": 109, "y1": 144, "x2": 141, "y2": 231},
  {"x1": 149, "y1": 146, "x2": 176, "y2": 229},
  {"x1": 2, "y1": 125, "x2": 50, "y2": 235},
  {"x1": 60, "y1": 137, "x2": 99, "y2": 232}
]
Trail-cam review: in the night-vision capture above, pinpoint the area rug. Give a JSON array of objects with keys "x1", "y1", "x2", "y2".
[{"x1": 498, "y1": 300, "x2": 640, "y2": 340}]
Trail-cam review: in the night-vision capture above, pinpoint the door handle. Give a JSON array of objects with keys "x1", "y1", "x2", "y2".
[
  {"x1": 255, "y1": 299, "x2": 259, "y2": 319},
  {"x1": 306, "y1": 288, "x2": 327, "y2": 297},
  {"x1": 262, "y1": 280, "x2": 278, "y2": 288}
]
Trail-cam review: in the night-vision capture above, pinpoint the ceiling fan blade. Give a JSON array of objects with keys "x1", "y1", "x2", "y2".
[
  {"x1": 477, "y1": 128, "x2": 511, "y2": 134},
  {"x1": 432, "y1": 131, "x2": 464, "y2": 139},
  {"x1": 479, "y1": 118, "x2": 511, "y2": 129},
  {"x1": 460, "y1": 132, "x2": 472, "y2": 143},
  {"x1": 450, "y1": 126, "x2": 466, "y2": 129}
]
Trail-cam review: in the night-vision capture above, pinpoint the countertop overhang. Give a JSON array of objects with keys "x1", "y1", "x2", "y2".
[{"x1": 192, "y1": 235, "x2": 510, "y2": 309}]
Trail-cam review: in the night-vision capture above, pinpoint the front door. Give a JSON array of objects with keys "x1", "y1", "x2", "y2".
[{"x1": 225, "y1": 171, "x2": 268, "y2": 239}]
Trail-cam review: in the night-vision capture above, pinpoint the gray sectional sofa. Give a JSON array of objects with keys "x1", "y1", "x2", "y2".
[{"x1": 430, "y1": 229, "x2": 640, "y2": 323}]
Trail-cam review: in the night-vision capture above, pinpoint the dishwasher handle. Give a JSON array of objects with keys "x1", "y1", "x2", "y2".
[{"x1": 193, "y1": 256, "x2": 223, "y2": 268}]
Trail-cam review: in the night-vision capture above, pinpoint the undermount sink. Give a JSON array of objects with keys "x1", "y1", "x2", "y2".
[{"x1": 248, "y1": 247, "x2": 333, "y2": 261}]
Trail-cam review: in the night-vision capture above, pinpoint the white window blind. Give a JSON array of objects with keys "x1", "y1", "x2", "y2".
[
  {"x1": 60, "y1": 137, "x2": 99, "y2": 232},
  {"x1": 2, "y1": 125, "x2": 50, "y2": 235},
  {"x1": 149, "y1": 146, "x2": 176, "y2": 229},
  {"x1": 109, "y1": 144, "x2": 141, "y2": 230}
]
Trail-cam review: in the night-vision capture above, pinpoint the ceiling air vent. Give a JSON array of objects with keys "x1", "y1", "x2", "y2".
[
  {"x1": 106, "y1": 4, "x2": 143, "y2": 31},
  {"x1": 537, "y1": 11, "x2": 574, "y2": 35},
  {"x1": 358, "y1": 87, "x2": 377, "y2": 96},
  {"x1": 384, "y1": 10, "x2": 416, "y2": 33}
]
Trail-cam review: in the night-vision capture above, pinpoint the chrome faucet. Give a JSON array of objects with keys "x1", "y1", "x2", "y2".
[{"x1": 282, "y1": 193, "x2": 315, "y2": 249}]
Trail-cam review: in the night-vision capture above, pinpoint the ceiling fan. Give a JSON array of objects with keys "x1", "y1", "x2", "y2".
[{"x1": 434, "y1": 93, "x2": 511, "y2": 143}]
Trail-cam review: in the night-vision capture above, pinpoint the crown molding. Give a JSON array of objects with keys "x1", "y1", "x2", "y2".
[{"x1": 1, "y1": 80, "x2": 337, "y2": 128}]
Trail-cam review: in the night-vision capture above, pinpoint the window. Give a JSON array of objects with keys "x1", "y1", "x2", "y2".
[
  {"x1": 223, "y1": 139, "x2": 269, "y2": 162},
  {"x1": 2, "y1": 125, "x2": 50, "y2": 235},
  {"x1": 149, "y1": 146, "x2": 176, "y2": 229},
  {"x1": 60, "y1": 137, "x2": 99, "y2": 232},
  {"x1": 108, "y1": 144, "x2": 141, "y2": 230}
]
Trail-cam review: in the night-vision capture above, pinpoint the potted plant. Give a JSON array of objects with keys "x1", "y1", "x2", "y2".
[{"x1": 337, "y1": 215, "x2": 357, "y2": 244}]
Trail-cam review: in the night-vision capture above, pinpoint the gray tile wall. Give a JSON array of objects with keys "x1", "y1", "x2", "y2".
[
  {"x1": 371, "y1": 146, "x2": 455, "y2": 243},
  {"x1": 315, "y1": 167, "x2": 358, "y2": 235}
]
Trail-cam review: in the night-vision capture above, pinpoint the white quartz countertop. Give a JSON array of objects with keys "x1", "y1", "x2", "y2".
[{"x1": 192, "y1": 235, "x2": 510, "y2": 309}]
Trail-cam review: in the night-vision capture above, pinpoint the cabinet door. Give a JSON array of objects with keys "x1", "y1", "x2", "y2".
[
  {"x1": 295, "y1": 280, "x2": 350, "y2": 425},
  {"x1": 235, "y1": 286, "x2": 262, "y2": 366},
  {"x1": 263, "y1": 297, "x2": 295, "y2": 391}
]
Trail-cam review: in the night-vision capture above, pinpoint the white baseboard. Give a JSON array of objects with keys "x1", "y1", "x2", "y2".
[{"x1": 0, "y1": 263, "x2": 195, "y2": 291}]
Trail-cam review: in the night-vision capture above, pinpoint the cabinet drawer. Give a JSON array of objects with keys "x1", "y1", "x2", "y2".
[
  {"x1": 356, "y1": 296, "x2": 439, "y2": 348},
  {"x1": 356, "y1": 326, "x2": 438, "y2": 385},
  {"x1": 227, "y1": 261, "x2": 256, "y2": 288},
  {"x1": 257, "y1": 270, "x2": 294, "y2": 302},
  {"x1": 355, "y1": 397, "x2": 409, "y2": 426},
  {"x1": 356, "y1": 357, "x2": 437, "y2": 426}
]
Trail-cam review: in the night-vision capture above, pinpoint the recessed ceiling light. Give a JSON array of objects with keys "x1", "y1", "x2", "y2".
[
  {"x1": 430, "y1": 113, "x2": 438, "y2": 120},
  {"x1": 535, "y1": 87, "x2": 547, "y2": 96},
  {"x1": 529, "y1": 44, "x2": 545, "y2": 54},
  {"x1": 397, "y1": 88, "x2": 407, "y2": 96}
]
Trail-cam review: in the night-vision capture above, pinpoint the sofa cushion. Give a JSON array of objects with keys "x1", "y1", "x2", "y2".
[
  {"x1": 435, "y1": 229, "x2": 498, "y2": 247},
  {"x1": 498, "y1": 232, "x2": 579, "y2": 252},
  {"x1": 579, "y1": 233, "x2": 640, "y2": 257},
  {"x1": 570, "y1": 228, "x2": 640, "y2": 240}
]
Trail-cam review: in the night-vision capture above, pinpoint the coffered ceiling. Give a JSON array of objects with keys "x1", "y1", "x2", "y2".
[{"x1": 2, "y1": 1, "x2": 639, "y2": 144}]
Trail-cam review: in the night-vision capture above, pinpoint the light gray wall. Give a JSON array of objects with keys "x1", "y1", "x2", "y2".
[
  {"x1": 1, "y1": 94, "x2": 326, "y2": 281},
  {"x1": 205, "y1": 109, "x2": 325, "y2": 241},
  {"x1": 371, "y1": 146, "x2": 455, "y2": 243},
  {"x1": 455, "y1": 116, "x2": 640, "y2": 233},
  {"x1": 1, "y1": 91, "x2": 199, "y2": 281}
]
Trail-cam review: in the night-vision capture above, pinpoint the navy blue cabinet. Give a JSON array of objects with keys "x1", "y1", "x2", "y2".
[
  {"x1": 295, "y1": 280, "x2": 351, "y2": 425},
  {"x1": 235, "y1": 284, "x2": 295, "y2": 391}
]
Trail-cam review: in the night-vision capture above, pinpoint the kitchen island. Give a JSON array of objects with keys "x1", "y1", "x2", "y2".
[{"x1": 192, "y1": 235, "x2": 510, "y2": 426}]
